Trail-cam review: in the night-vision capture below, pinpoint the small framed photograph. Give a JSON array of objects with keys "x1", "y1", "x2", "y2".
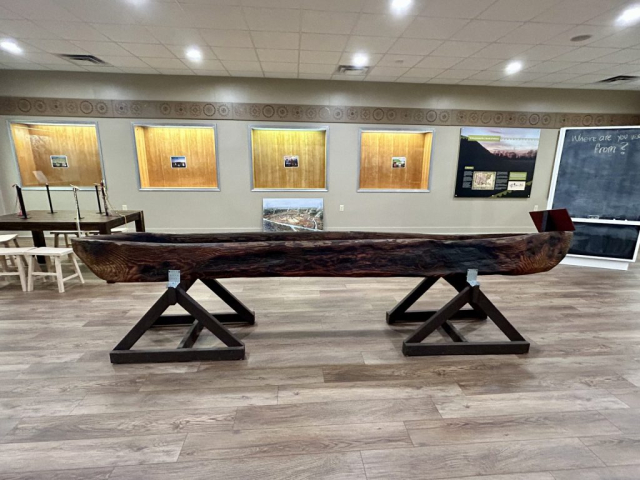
[
  {"x1": 171, "y1": 156, "x2": 187, "y2": 168},
  {"x1": 284, "y1": 155, "x2": 299, "y2": 168},
  {"x1": 50, "y1": 155, "x2": 69, "y2": 168},
  {"x1": 472, "y1": 171, "x2": 497, "y2": 190},
  {"x1": 392, "y1": 157, "x2": 406, "y2": 168}
]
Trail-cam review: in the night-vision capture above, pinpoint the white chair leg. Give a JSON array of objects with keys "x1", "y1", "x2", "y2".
[
  {"x1": 54, "y1": 257, "x2": 64, "y2": 293},
  {"x1": 71, "y1": 254, "x2": 85, "y2": 284},
  {"x1": 15, "y1": 256, "x2": 27, "y2": 292},
  {"x1": 27, "y1": 255, "x2": 35, "y2": 292},
  {"x1": 12, "y1": 238, "x2": 19, "y2": 247}
]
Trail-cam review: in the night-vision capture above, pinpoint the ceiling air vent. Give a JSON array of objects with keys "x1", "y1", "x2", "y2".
[
  {"x1": 57, "y1": 54, "x2": 109, "y2": 66},
  {"x1": 336, "y1": 65, "x2": 370, "y2": 76},
  {"x1": 598, "y1": 75, "x2": 639, "y2": 84}
]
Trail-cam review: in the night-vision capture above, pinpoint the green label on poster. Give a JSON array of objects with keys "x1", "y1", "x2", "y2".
[
  {"x1": 468, "y1": 135, "x2": 501, "y2": 142},
  {"x1": 509, "y1": 171, "x2": 527, "y2": 181}
]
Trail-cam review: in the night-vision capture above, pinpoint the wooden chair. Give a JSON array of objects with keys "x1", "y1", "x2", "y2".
[
  {"x1": 25, "y1": 247, "x2": 85, "y2": 293},
  {"x1": 0, "y1": 234, "x2": 21, "y2": 270},
  {"x1": 0, "y1": 247, "x2": 33, "y2": 292}
]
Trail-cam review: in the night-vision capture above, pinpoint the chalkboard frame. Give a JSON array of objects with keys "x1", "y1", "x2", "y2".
[{"x1": 548, "y1": 126, "x2": 640, "y2": 265}]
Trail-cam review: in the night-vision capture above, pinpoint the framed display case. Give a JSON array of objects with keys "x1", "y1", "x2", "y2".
[
  {"x1": 133, "y1": 124, "x2": 219, "y2": 191},
  {"x1": 9, "y1": 121, "x2": 105, "y2": 190},
  {"x1": 250, "y1": 126, "x2": 328, "y2": 191},
  {"x1": 358, "y1": 129, "x2": 434, "y2": 192}
]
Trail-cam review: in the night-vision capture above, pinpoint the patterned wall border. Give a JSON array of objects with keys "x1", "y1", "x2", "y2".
[{"x1": 1, "y1": 96, "x2": 639, "y2": 129}]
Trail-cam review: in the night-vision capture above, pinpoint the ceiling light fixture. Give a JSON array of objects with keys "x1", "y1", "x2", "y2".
[
  {"x1": 0, "y1": 40, "x2": 22, "y2": 55},
  {"x1": 391, "y1": 0, "x2": 412, "y2": 13},
  {"x1": 352, "y1": 53, "x2": 369, "y2": 68},
  {"x1": 185, "y1": 47, "x2": 203, "y2": 62},
  {"x1": 616, "y1": 5, "x2": 640, "y2": 26},
  {"x1": 505, "y1": 61, "x2": 523, "y2": 75}
]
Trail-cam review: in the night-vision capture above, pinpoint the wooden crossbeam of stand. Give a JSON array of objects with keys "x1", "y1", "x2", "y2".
[
  {"x1": 387, "y1": 274, "x2": 530, "y2": 356},
  {"x1": 110, "y1": 279, "x2": 254, "y2": 364}
]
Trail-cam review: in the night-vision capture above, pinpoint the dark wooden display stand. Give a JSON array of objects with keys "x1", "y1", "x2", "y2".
[
  {"x1": 110, "y1": 278, "x2": 254, "y2": 364},
  {"x1": 387, "y1": 274, "x2": 529, "y2": 356}
]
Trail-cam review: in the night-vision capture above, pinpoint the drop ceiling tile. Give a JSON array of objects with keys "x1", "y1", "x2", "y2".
[
  {"x1": 338, "y1": 52, "x2": 382, "y2": 65},
  {"x1": 121, "y1": 67, "x2": 162, "y2": 74},
  {"x1": 474, "y1": 43, "x2": 533, "y2": 59},
  {"x1": 298, "y1": 73, "x2": 333, "y2": 80},
  {"x1": 70, "y1": 41, "x2": 131, "y2": 56},
  {"x1": 23, "y1": 39, "x2": 86, "y2": 54},
  {"x1": 458, "y1": 79, "x2": 493, "y2": 85},
  {"x1": 377, "y1": 54, "x2": 423, "y2": 68},
  {"x1": 98, "y1": 55, "x2": 149, "y2": 68},
  {"x1": 352, "y1": 14, "x2": 414, "y2": 37},
  {"x1": 156, "y1": 68, "x2": 194, "y2": 75},
  {"x1": 1, "y1": 0, "x2": 79, "y2": 21},
  {"x1": 435, "y1": 69, "x2": 478, "y2": 79},
  {"x1": 417, "y1": 0, "x2": 496, "y2": 19},
  {"x1": 212, "y1": 47, "x2": 258, "y2": 61},
  {"x1": 543, "y1": 24, "x2": 617, "y2": 45},
  {"x1": 396, "y1": 77, "x2": 426, "y2": 83},
  {"x1": 299, "y1": 50, "x2": 341, "y2": 64},
  {"x1": 451, "y1": 20, "x2": 523, "y2": 42},
  {"x1": 345, "y1": 36, "x2": 396, "y2": 54},
  {"x1": 165, "y1": 45, "x2": 217, "y2": 59},
  {"x1": 368, "y1": 66, "x2": 409, "y2": 76},
  {"x1": 243, "y1": 7, "x2": 300, "y2": 32},
  {"x1": 200, "y1": 30, "x2": 253, "y2": 48},
  {"x1": 415, "y1": 56, "x2": 463, "y2": 69},
  {"x1": 301, "y1": 0, "x2": 363, "y2": 12},
  {"x1": 221, "y1": 60, "x2": 263, "y2": 71},
  {"x1": 179, "y1": 5, "x2": 248, "y2": 30},
  {"x1": 497, "y1": 23, "x2": 572, "y2": 44},
  {"x1": 188, "y1": 59, "x2": 226, "y2": 70},
  {"x1": 35, "y1": 21, "x2": 108, "y2": 41},
  {"x1": 242, "y1": 0, "x2": 301, "y2": 7},
  {"x1": 532, "y1": 0, "x2": 622, "y2": 24},
  {"x1": 588, "y1": 27, "x2": 640, "y2": 48},
  {"x1": 478, "y1": 0, "x2": 562, "y2": 21},
  {"x1": 2, "y1": 63, "x2": 49, "y2": 70},
  {"x1": 427, "y1": 78, "x2": 462, "y2": 84},
  {"x1": 144, "y1": 27, "x2": 205, "y2": 46},
  {"x1": 130, "y1": 2, "x2": 192, "y2": 27},
  {"x1": 90, "y1": 25, "x2": 159, "y2": 44},
  {"x1": 301, "y1": 11, "x2": 359, "y2": 34},
  {"x1": 228, "y1": 70, "x2": 264, "y2": 77},
  {"x1": 331, "y1": 74, "x2": 364, "y2": 81},
  {"x1": 83, "y1": 65, "x2": 122, "y2": 72},
  {"x1": 489, "y1": 80, "x2": 524, "y2": 86},
  {"x1": 566, "y1": 73, "x2": 610, "y2": 83},
  {"x1": 193, "y1": 69, "x2": 230, "y2": 76},
  {"x1": 22, "y1": 52, "x2": 69, "y2": 64},
  {"x1": 402, "y1": 17, "x2": 469, "y2": 39},
  {"x1": 298, "y1": 63, "x2": 335, "y2": 74},
  {"x1": 363, "y1": 77, "x2": 399, "y2": 83},
  {"x1": 361, "y1": 0, "x2": 430, "y2": 14},
  {"x1": 519, "y1": 44, "x2": 576, "y2": 61},
  {"x1": 520, "y1": 82, "x2": 555, "y2": 87},
  {"x1": 558, "y1": 62, "x2": 609, "y2": 74},
  {"x1": 553, "y1": 46, "x2": 618, "y2": 61},
  {"x1": 469, "y1": 70, "x2": 507, "y2": 80},
  {"x1": 595, "y1": 48, "x2": 640, "y2": 63},
  {"x1": 264, "y1": 72, "x2": 298, "y2": 78},
  {"x1": 584, "y1": 3, "x2": 638, "y2": 26},
  {"x1": 251, "y1": 31, "x2": 299, "y2": 50},
  {"x1": 257, "y1": 48, "x2": 299, "y2": 63},
  {"x1": 54, "y1": 0, "x2": 138, "y2": 23},
  {"x1": 402, "y1": 67, "x2": 446, "y2": 78},
  {"x1": 141, "y1": 57, "x2": 185, "y2": 68},
  {"x1": 300, "y1": 33, "x2": 348, "y2": 51},
  {"x1": 260, "y1": 61, "x2": 298, "y2": 73},
  {"x1": 449, "y1": 57, "x2": 502, "y2": 70},
  {"x1": 591, "y1": 62, "x2": 640, "y2": 74},
  {"x1": 533, "y1": 72, "x2": 581, "y2": 82},
  {"x1": 0, "y1": 5, "x2": 22, "y2": 19},
  {"x1": 0, "y1": 19, "x2": 59, "y2": 39},
  {"x1": 387, "y1": 38, "x2": 441, "y2": 55},
  {"x1": 525, "y1": 61, "x2": 580, "y2": 73},
  {"x1": 430, "y1": 41, "x2": 488, "y2": 57},
  {"x1": 40, "y1": 63, "x2": 87, "y2": 71},
  {"x1": 122, "y1": 43, "x2": 175, "y2": 58},
  {"x1": 500, "y1": 71, "x2": 545, "y2": 82}
]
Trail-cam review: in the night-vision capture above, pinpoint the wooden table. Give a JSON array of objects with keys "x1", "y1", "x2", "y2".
[{"x1": 0, "y1": 210, "x2": 145, "y2": 249}]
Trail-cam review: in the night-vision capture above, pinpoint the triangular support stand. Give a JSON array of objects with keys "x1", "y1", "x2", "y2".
[
  {"x1": 110, "y1": 278, "x2": 254, "y2": 364},
  {"x1": 387, "y1": 273, "x2": 530, "y2": 356}
]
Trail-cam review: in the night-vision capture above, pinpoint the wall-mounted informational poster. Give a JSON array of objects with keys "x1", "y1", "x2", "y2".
[
  {"x1": 262, "y1": 198, "x2": 324, "y2": 232},
  {"x1": 454, "y1": 127, "x2": 540, "y2": 198},
  {"x1": 10, "y1": 122, "x2": 104, "y2": 189},
  {"x1": 251, "y1": 127, "x2": 327, "y2": 191},
  {"x1": 133, "y1": 124, "x2": 219, "y2": 190},
  {"x1": 359, "y1": 129, "x2": 433, "y2": 192}
]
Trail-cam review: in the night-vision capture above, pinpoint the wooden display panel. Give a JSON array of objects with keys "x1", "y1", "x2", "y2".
[
  {"x1": 10, "y1": 122, "x2": 103, "y2": 188},
  {"x1": 134, "y1": 125, "x2": 219, "y2": 190},
  {"x1": 251, "y1": 128, "x2": 327, "y2": 190},
  {"x1": 359, "y1": 130, "x2": 433, "y2": 191}
]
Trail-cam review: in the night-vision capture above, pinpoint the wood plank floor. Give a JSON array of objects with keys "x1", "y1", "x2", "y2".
[{"x1": 1, "y1": 261, "x2": 640, "y2": 479}]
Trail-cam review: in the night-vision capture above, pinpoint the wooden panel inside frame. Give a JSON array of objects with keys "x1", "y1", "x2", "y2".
[
  {"x1": 251, "y1": 128, "x2": 327, "y2": 190},
  {"x1": 10, "y1": 123, "x2": 103, "y2": 188},
  {"x1": 359, "y1": 131, "x2": 432, "y2": 190},
  {"x1": 134, "y1": 125, "x2": 218, "y2": 189}
]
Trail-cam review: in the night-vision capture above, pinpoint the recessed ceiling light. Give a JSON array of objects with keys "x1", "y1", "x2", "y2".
[
  {"x1": 0, "y1": 40, "x2": 22, "y2": 55},
  {"x1": 391, "y1": 0, "x2": 412, "y2": 13},
  {"x1": 617, "y1": 5, "x2": 640, "y2": 26},
  {"x1": 185, "y1": 47, "x2": 203, "y2": 62},
  {"x1": 352, "y1": 53, "x2": 369, "y2": 68},
  {"x1": 505, "y1": 61, "x2": 523, "y2": 75},
  {"x1": 570, "y1": 34, "x2": 592, "y2": 42}
]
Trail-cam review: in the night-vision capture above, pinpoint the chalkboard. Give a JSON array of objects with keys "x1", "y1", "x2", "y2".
[
  {"x1": 551, "y1": 127, "x2": 640, "y2": 221},
  {"x1": 570, "y1": 222, "x2": 640, "y2": 260}
]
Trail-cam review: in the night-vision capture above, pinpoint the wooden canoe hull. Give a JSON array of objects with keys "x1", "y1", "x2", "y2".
[{"x1": 72, "y1": 231, "x2": 573, "y2": 283}]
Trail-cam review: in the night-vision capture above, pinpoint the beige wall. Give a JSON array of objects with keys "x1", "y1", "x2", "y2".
[{"x1": 1, "y1": 71, "x2": 640, "y2": 234}]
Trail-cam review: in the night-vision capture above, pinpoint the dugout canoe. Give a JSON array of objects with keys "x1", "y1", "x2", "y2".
[{"x1": 72, "y1": 230, "x2": 573, "y2": 283}]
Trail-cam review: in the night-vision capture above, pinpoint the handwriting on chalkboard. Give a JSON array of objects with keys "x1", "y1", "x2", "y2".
[{"x1": 570, "y1": 132, "x2": 640, "y2": 156}]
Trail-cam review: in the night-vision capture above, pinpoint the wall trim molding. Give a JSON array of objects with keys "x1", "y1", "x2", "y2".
[{"x1": 1, "y1": 96, "x2": 639, "y2": 129}]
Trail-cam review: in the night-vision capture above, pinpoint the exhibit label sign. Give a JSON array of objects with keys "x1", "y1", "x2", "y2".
[
  {"x1": 392, "y1": 157, "x2": 406, "y2": 168},
  {"x1": 454, "y1": 127, "x2": 540, "y2": 198},
  {"x1": 170, "y1": 156, "x2": 187, "y2": 168},
  {"x1": 50, "y1": 155, "x2": 69, "y2": 168},
  {"x1": 284, "y1": 155, "x2": 299, "y2": 168}
]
